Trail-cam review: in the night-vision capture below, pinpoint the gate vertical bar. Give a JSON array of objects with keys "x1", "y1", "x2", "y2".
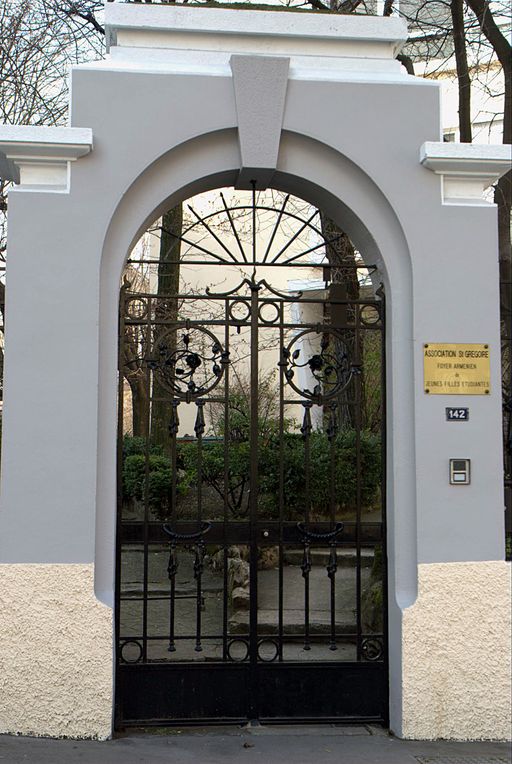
[
  {"x1": 114, "y1": 285, "x2": 127, "y2": 726},
  {"x1": 379, "y1": 287, "x2": 389, "y2": 718},
  {"x1": 249, "y1": 276, "x2": 260, "y2": 718},
  {"x1": 278, "y1": 301, "x2": 285, "y2": 660},
  {"x1": 301, "y1": 402, "x2": 313, "y2": 651},
  {"x1": 167, "y1": 400, "x2": 179, "y2": 653},
  {"x1": 141, "y1": 297, "x2": 152, "y2": 662},
  {"x1": 222, "y1": 299, "x2": 230, "y2": 661},
  {"x1": 194, "y1": 401, "x2": 206, "y2": 652},
  {"x1": 354, "y1": 303, "x2": 362, "y2": 661},
  {"x1": 327, "y1": 403, "x2": 338, "y2": 651}
]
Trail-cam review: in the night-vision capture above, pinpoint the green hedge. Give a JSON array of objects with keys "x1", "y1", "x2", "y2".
[
  {"x1": 122, "y1": 431, "x2": 381, "y2": 519},
  {"x1": 121, "y1": 438, "x2": 191, "y2": 513},
  {"x1": 259, "y1": 430, "x2": 381, "y2": 516}
]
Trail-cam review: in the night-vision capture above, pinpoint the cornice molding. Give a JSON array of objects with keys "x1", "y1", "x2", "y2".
[
  {"x1": 0, "y1": 126, "x2": 93, "y2": 191},
  {"x1": 420, "y1": 141, "x2": 511, "y2": 205},
  {"x1": 96, "y1": 4, "x2": 410, "y2": 83}
]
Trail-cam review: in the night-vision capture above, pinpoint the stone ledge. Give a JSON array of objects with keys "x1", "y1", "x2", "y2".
[
  {"x1": 420, "y1": 141, "x2": 511, "y2": 205},
  {"x1": 106, "y1": 3, "x2": 407, "y2": 47},
  {"x1": 0, "y1": 126, "x2": 93, "y2": 189},
  {"x1": 97, "y1": 3, "x2": 409, "y2": 82}
]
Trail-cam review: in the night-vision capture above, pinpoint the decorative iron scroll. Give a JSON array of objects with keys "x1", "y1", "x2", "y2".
[
  {"x1": 282, "y1": 329, "x2": 359, "y2": 403},
  {"x1": 296, "y1": 522, "x2": 344, "y2": 543},
  {"x1": 127, "y1": 188, "x2": 379, "y2": 275},
  {"x1": 147, "y1": 327, "x2": 229, "y2": 400},
  {"x1": 162, "y1": 521, "x2": 213, "y2": 544},
  {"x1": 163, "y1": 522, "x2": 212, "y2": 652},
  {"x1": 297, "y1": 522, "x2": 345, "y2": 651}
]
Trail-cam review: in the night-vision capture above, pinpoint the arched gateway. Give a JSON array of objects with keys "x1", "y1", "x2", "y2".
[
  {"x1": 0, "y1": 3, "x2": 510, "y2": 741},
  {"x1": 116, "y1": 185, "x2": 388, "y2": 725}
]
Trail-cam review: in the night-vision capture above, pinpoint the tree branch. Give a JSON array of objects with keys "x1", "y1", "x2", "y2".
[
  {"x1": 465, "y1": 0, "x2": 511, "y2": 71},
  {"x1": 465, "y1": 0, "x2": 511, "y2": 145},
  {"x1": 397, "y1": 54, "x2": 415, "y2": 76},
  {"x1": 305, "y1": 0, "x2": 330, "y2": 10},
  {"x1": 64, "y1": 5, "x2": 105, "y2": 35},
  {"x1": 451, "y1": 0, "x2": 472, "y2": 141}
]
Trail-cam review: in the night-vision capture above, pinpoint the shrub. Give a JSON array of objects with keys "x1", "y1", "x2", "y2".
[
  {"x1": 179, "y1": 438, "x2": 251, "y2": 516},
  {"x1": 122, "y1": 448, "x2": 193, "y2": 518},
  {"x1": 122, "y1": 435, "x2": 163, "y2": 458},
  {"x1": 121, "y1": 421, "x2": 382, "y2": 521},
  {"x1": 178, "y1": 429, "x2": 381, "y2": 520},
  {"x1": 258, "y1": 429, "x2": 381, "y2": 518}
]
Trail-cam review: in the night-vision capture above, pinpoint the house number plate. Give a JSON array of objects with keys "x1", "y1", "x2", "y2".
[{"x1": 446, "y1": 407, "x2": 469, "y2": 421}]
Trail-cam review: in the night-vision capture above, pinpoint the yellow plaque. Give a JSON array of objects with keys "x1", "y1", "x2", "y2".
[{"x1": 424, "y1": 343, "x2": 490, "y2": 395}]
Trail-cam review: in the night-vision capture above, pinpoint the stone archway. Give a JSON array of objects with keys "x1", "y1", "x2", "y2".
[{"x1": 97, "y1": 127, "x2": 416, "y2": 732}]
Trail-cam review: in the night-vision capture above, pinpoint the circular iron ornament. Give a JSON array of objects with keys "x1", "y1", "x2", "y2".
[
  {"x1": 282, "y1": 328, "x2": 354, "y2": 403},
  {"x1": 120, "y1": 639, "x2": 143, "y2": 664},
  {"x1": 258, "y1": 301, "x2": 280, "y2": 325},
  {"x1": 126, "y1": 297, "x2": 148, "y2": 320},
  {"x1": 226, "y1": 638, "x2": 250, "y2": 663},
  {"x1": 359, "y1": 304, "x2": 381, "y2": 327},
  {"x1": 257, "y1": 639, "x2": 280, "y2": 662},
  {"x1": 361, "y1": 637, "x2": 383, "y2": 662},
  {"x1": 229, "y1": 300, "x2": 251, "y2": 324},
  {"x1": 148, "y1": 326, "x2": 228, "y2": 399}
]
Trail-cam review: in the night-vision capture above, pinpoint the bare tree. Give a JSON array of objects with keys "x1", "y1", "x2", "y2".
[
  {"x1": 397, "y1": 0, "x2": 511, "y2": 482},
  {"x1": 149, "y1": 207, "x2": 183, "y2": 449},
  {"x1": 299, "y1": 0, "x2": 510, "y2": 474}
]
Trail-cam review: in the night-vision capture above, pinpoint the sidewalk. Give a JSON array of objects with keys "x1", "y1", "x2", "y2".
[{"x1": 0, "y1": 725, "x2": 510, "y2": 764}]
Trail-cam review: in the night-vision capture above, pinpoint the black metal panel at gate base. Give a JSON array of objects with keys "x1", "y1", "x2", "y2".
[
  {"x1": 117, "y1": 663, "x2": 386, "y2": 725},
  {"x1": 115, "y1": 189, "x2": 388, "y2": 727}
]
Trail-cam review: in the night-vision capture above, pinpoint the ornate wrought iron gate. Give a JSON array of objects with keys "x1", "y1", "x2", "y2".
[{"x1": 116, "y1": 191, "x2": 387, "y2": 726}]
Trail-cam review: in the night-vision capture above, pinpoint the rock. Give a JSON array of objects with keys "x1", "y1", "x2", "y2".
[
  {"x1": 227, "y1": 550, "x2": 250, "y2": 610},
  {"x1": 258, "y1": 546, "x2": 279, "y2": 570},
  {"x1": 228, "y1": 556, "x2": 250, "y2": 590},
  {"x1": 206, "y1": 547, "x2": 224, "y2": 571},
  {"x1": 231, "y1": 586, "x2": 250, "y2": 610},
  {"x1": 227, "y1": 545, "x2": 241, "y2": 560}
]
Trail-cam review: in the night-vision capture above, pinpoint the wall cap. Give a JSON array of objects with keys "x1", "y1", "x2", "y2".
[
  {"x1": 105, "y1": 4, "x2": 407, "y2": 44},
  {"x1": 99, "y1": 3, "x2": 409, "y2": 82},
  {"x1": 0, "y1": 126, "x2": 93, "y2": 190},
  {"x1": 420, "y1": 141, "x2": 511, "y2": 205}
]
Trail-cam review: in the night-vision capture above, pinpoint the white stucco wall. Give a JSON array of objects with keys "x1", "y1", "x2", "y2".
[
  {"x1": 402, "y1": 560, "x2": 512, "y2": 741},
  {"x1": 0, "y1": 564, "x2": 113, "y2": 740}
]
